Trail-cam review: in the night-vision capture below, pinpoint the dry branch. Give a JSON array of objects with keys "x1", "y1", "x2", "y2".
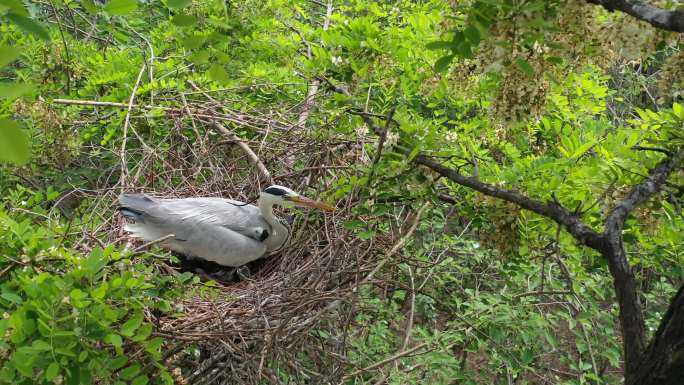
[
  {"x1": 119, "y1": 63, "x2": 147, "y2": 191},
  {"x1": 586, "y1": 0, "x2": 684, "y2": 32},
  {"x1": 341, "y1": 342, "x2": 429, "y2": 381},
  {"x1": 292, "y1": 1, "x2": 333, "y2": 130}
]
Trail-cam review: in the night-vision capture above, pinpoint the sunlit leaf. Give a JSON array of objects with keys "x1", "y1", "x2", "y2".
[
  {"x1": 0, "y1": 45, "x2": 21, "y2": 68},
  {"x1": 167, "y1": 0, "x2": 192, "y2": 9},
  {"x1": 132, "y1": 375, "x2": 149, "y2": 385},
  {"x1": 105, "y1": 0, "x2": 138, "y2": 15},
  {"x1": 182, "y1": 35, "x2": 206, "y2": 49},
  {"x1": 105, "y1": 333, "x2": 123, "y2": 348},
  {"x1": 673, "y1": 102, "x2": 683, "y2": 119},
  {"x1": 45, "y1": 363, "x2": 59, "y2": 381},
  {"x1": 0, "y1": 119, "x2": 30, "y2": 165},
  {"x1": 426, "y1": 41, "x2": 453, "y2": 50},
  {"x1": 120, "y1": 314, "x2": 144, "y2": 337},
  {"x1": 207, "y1": 64, "x2": 229, "y2": 83},
  {"x1": 0, "y1": 82, "x2": 34, "y2": 99}
]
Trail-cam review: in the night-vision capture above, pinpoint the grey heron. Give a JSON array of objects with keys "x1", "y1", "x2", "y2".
[{"x1": 118, "y1": 185, "x2": 334, "y2": 267}]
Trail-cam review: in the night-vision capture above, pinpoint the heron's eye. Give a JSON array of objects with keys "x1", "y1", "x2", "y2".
[{"x1": 264, "y1": 186, "x2": 288, "y2": 196}]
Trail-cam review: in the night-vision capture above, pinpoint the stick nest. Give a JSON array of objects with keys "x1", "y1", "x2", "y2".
[{"x1": 58, "y1": 88, "x2": 403, "y2": 384}]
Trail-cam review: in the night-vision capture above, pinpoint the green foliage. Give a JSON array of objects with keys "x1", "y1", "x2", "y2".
[{"x1": 0, "y1": 192, "x2": 179, "y2": 384}]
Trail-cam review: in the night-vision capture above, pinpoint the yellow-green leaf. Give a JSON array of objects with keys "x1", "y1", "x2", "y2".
[
  {"x1": 167, "y1": 0, "x2": 192, "y2": 9},
  {"x1": 0, "y1": 82, "x2": 34, "y2": 99},
  {"x1": 0, "y1": 119, "x2": 30, "y2": 165},
  {"x1": 207, "y1": 64, "x2": 229, "y2": 83},
  {"x1": 105, "y1": 0, "x2": 138, "y2": 15},
  {"x1": 120, "y1": 314, "x2": 143, "y2": 337},
  {"x1": 0, "y1": 45, "x2": 22, "y2": 68},
  {"x1": 131, "y1": 375, "x2": 149, "y2": 385},
  {"x1": 45, "y1": 363, "x2": 59, "y2": 381},
  {"x1": 673, "y1": 102, "x2": 683, "y2": 119}
]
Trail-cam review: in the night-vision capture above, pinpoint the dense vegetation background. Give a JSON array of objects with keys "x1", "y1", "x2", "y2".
[{"x1": 0, "y1": 0, "x2": 683, "y2": 384}]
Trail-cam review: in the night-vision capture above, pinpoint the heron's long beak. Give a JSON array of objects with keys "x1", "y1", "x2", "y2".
[{"x1": 288, "y1": 195, "x2": 335, "y2": 211}]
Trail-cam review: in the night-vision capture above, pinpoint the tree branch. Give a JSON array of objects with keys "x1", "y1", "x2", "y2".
[
  {"x1": 629, "y1": 284, "x2": 684, "y2": 385},
  {"x1": 586, "y1": 0, "x2": 684, "y2": 33},
  {"x1": 599, "y1": 147, "x2": 684, "y2": 375},
  {"x1": 605, "y1": 148, "x2": 684, "y2": 237},
  {"x1": 413, "y1": 154, "x2": 605, "y2": 250}
]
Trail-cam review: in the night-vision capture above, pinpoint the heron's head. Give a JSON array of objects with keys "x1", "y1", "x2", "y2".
[{"x1": 261, "y1": 185, "x2": 335, "y2": 211}]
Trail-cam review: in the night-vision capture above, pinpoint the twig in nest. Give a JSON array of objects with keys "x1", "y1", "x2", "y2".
[
  {"x1": 357, "y1": 202, "x2": 429, "y2": 287},
  {"x1": 290, "y1": 1, "x2": 333, "y2": 131},
  {"x1": 186, "y1": 80, "x2": 274, "y2": 186},
  {"x1": 119, "y1": 62, "x2": 147, "y2": 191},
  {"x1": 132, "y1": 234, "x2": 175, "y2": 254},
  {"x1": 341, "y1": 342, "x2": 429, "y2": 381},
  {"x1": 366, "y1": 106, "x2": 397, "y2": 187}
]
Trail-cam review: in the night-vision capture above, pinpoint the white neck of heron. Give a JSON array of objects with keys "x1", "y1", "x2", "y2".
[{"x1": 258, "y1": 194, "x2": 289, "y2": 251}]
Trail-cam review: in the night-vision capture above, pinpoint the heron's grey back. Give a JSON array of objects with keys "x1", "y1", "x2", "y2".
[{"x1": 118, "y1": 194, "x2": 270, "y2": 266}]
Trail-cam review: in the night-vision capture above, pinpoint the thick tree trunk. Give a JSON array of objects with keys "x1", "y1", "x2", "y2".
[
  {"x1": 628, "y1": 285, "x2": 684, "y2": 385},
  {"x1": 600, "y1": 241, "x2": 646, "y2": 381}
]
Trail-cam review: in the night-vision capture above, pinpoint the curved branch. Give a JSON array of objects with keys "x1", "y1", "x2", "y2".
[
  {"x1": 601, "y1": 147, "x2": 684, "y2": 375},
  {"x1": 605, "y1": 148, "x2": 684, "y2": 237},
  {"x1": 586, "y1": 0, "x2": 684, "y2": 33},
  {"x1": 413, "y1": 154, "x2": 605, "y2": 250}
]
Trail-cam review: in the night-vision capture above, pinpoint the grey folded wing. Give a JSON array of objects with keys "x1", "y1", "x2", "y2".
[{"x1": 118, "y1": 194, "x2": 270, "y2": 266}]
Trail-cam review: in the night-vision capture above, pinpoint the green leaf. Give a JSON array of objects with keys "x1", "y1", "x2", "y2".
[
  {"x1": 120, "y1": 314, "x2": 143, "y2": 337},
  {"x1": 455, "y1": 42, "x2": 473, "y2": 58},
  {"x1": 109, "y1": 355, "x2": 128, "y2": 370},
  {"x1": 0, "y1": 82, "x2": 34, "y2": 99},
  {"x1": 104, "y1": 0, "x2": 138, "y2": 15},
  {"x1": 434, "y1": 55, "x2": 454, "y2": 73},
  {"x1": 131, "y1": 375, "x2": 149, "y2": 385},
  {"x1": 167, "y1": 0, "x2": 192, "y2": 9},
  {"x1": 131, "y1": 323, "x2": 153, "y2": 341},
  {"x1": 207, "y1": 64, "x2": 229, "y2": 83},
  {"x1": 5, "y1": 13, "x2": 50, "y2": 40},
  {"x1": 0, "y1": 119, "x2": 30, "y2": 165},
  {"x1": 425, "y1": 41, "x2": 453, "y2": 50},
  {"x1": 515, "y1": 59, "x2": 535, "y2": 77},
  {"x1": 343, "y1": 220, "x2": 365, "y2": 230},
  {"x1": 120, "y1": 364, "x2": 141, "y2": 380},
  {"x1": 106, "y1": 333, "x2": 123, "y2": 348},
  {"x1": 182, "y1": 35, "x2": 206, "y2": 49},
  {"x1": 45, "y1": 362, "x2": 59, "y2": 381},
  {"x1": 673, "y1": 102, "x2": 683, "y2": 119},
  {"x1": 91, "y1": 283, "x2": 108, "y2": 300},
  {"x1": 545, "y1": 56, "x2": 564, "y2": 65},
  {"x1": 1, "y1": 291, "x2": 22, "y2": 304},
  {"x1": 70, "y1": 288, "x2": 87, "y2": 301},
  {"x1": 0, "y1": 0, "x2": 29, "y2": 16},
  {"x1": 171, "y1": 13, "x2": 197, "y2": 26},
  {"x1": 0, "y1": 45, "x2": 21, "y2": 68},
  {"x1": 54, "y1": 347, "x2": 76, "y2": 357},
  {"x1": 31, "y1": 339, "x2": 51, "y2": 351},
  {"x1": 464, "y1": 25, "x2": 480, "y2": 45}
]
